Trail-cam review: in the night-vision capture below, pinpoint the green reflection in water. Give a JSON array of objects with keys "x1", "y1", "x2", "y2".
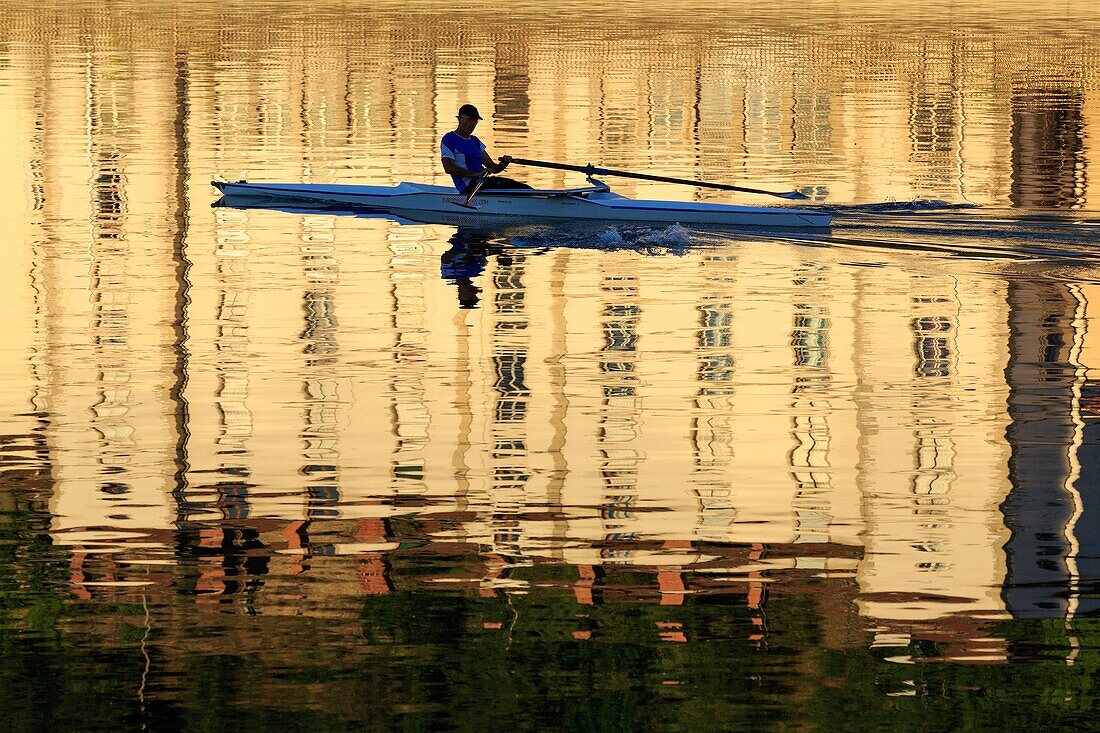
[{"x1": 1, "y1": 508, "x2": 1099, "y2": 732}]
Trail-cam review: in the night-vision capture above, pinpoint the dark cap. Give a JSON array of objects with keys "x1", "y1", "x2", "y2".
[{"x1": 457, "y1": 104, "x2": 483, "y2": 120}]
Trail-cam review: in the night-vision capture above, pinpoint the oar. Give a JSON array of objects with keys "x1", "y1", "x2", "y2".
[
  {"x1": 457, "y1": 171, "x2": 490, "y2": 208},
  {"x1": 509, "y1": 157, "x2": 809, "y2": 200}
]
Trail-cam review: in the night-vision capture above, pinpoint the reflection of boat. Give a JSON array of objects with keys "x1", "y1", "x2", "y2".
[{"x1": 212, "y1": 179, "x2": 832, "y2": 228}]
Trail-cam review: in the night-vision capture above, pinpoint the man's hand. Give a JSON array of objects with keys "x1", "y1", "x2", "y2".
[{"x1": 495, "y1": 155, "x2": 512, "y2": 173}]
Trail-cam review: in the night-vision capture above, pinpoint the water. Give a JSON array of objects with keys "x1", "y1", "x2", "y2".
[{"x1": 2, "y1": 1, "x2": 1100, "y2": 729}]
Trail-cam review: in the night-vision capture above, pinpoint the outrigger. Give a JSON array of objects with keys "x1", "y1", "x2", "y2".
[{"x1": 212, "y1": 157, "x2": 831, "y2": 229}]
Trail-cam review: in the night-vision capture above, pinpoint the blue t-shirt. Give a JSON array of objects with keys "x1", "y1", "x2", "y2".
[{"x1": 440, "y1": 131, "x2": 487, "y2": 191}]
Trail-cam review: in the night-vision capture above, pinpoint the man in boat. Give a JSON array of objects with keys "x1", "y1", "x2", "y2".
[{"x1": 441, "y1": 104, "x2": 532, "y2": 193}]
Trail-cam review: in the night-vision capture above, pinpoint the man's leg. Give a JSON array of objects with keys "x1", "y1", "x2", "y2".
[{"x1": 477, "y1": 176, "x2": 533, "y2": 190}]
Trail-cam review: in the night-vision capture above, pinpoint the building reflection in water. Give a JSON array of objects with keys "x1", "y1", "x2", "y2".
[
  {"x1": 1002, "y1": 282, "x2": 1095, "y2": 620},
  {"x1": 1011, "y1": 84, "x2": 1087, "y2": 208},
  {"x1": 1, "y1": 1, "x2": 1099, "y2": 665}
]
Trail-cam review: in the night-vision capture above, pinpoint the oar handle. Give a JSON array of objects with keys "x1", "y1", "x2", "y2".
[
  {"x1": 509, "y1": 157, "x2": 808, "y2": 200},
  {"x1": 509, "y1": 158, "x2": 597, "y2": 175}
]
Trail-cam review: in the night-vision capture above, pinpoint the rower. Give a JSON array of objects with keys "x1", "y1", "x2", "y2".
[{"x1": 440, "y1": 104, "x2": 532, "y2": 193}]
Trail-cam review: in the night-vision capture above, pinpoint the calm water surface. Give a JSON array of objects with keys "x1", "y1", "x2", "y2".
[{"x1": 2, "y1": 1, "x2": 1100, "y2": 730}]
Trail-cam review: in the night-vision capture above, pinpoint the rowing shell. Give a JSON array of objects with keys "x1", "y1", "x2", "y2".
[{"x1": 212, "y1": 180, "x2": 832, "y2": 228}]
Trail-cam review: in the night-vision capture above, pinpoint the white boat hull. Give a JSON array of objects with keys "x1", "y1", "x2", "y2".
[{"x1": 212, "y1": 180, "x2": 832, "y2": 228}]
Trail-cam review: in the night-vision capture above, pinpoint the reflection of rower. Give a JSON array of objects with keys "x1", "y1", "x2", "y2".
[{"x1": 439, "y1": 228, "x2": 494, "y2": 308}]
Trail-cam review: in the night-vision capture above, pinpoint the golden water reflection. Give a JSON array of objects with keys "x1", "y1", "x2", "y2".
[{"x1": 1, "y1": 1, "x2": 1099, "y2": 676}]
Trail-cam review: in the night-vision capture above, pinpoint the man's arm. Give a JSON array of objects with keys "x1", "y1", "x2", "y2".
[
  {"x1": 482, "y1": 151, "x2": 512, "y2": 174},
  {"x1": 442, "y1": 157, "x2": 483, "y2": 179}
]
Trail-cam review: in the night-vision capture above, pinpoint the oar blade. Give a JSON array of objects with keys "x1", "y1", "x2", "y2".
[{"x1": 778, "y1": 190, "x2": 811, "y2": 200}]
